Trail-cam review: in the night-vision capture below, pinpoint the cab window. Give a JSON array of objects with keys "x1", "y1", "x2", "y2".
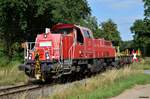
[
  {"x1": 76, "y1": 28, "x2": 84, "y2": 44},
  {"x1": 83, "y1": 30, "x2": 91, "y2": 38}
]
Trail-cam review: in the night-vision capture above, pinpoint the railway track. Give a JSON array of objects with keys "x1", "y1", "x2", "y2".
[{"x1": 0, "y1": 84, "x2": 41, "y2": 97}]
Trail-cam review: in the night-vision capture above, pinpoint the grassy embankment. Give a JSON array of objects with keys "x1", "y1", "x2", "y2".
[
  {"x1": 0, "y1": 42, "x2": 27, "y2": 85},
  {"x1": 0, "y1": 56, "x2": 27, "y2": 85},
  {"x1": 46, "y1": 60, "x2": 150, "y2": 99}
]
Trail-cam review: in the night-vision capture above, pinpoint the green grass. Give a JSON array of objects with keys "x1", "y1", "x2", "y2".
[
  {"x1": 0, "y1": 60, "x2": 28, "y2": 85},
  {"x1": 70, "y1": 74, "x2": 150, "y2": 99},
  {"x1": 47, "y1": 62, "x2": 150, "y2": 99},
  {"x1": 142, "y1": 58, "x2": 150, "y2": 70},
  {"x1": 0, "y1": 47, "x2": 27, "y2": 85},
  {"x1": 131, "y1": 59, "x2": 150, "y2": 70}
]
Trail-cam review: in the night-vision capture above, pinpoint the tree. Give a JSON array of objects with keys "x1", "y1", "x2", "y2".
[
  {"x1": 131, "y1": 19, "x2": 150, "y2": 44},
  {"x1": 130, "y1": 19, "x2": 150, "y2": 55},
  {"x1": 130, "y1": 15, "x2": 150, "y2": 56},
  {"x1": 131, "y1": 0, "x2": 150, "y2": 48},
  {"x1": 0, "y1": 0, "x2": 91, "y2": 58},
  {"x1": 143, "y1": 0, "x2": 150, "y2": 19},
  {"x1": 120, "y1": 40, "x2": 134, "y2": 51},
  {"x1": 100, "y1": 19, "x2": 121, "y2": 46},
  {"x1": 62, "y1": 0, "x2": 91, "y2": 23},
  {"x1": 130, "y1": 0, "x2": 150, "y2": 56}
]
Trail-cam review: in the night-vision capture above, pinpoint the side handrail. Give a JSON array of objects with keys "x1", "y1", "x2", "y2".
[{"x1": 68, "y1": 29, "x2": 77, "y2": 65}]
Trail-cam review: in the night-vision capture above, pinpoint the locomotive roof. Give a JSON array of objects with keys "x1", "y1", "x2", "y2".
[
  {"x1": 51, "y1": 23, "x2": 75, "y2": 31},
  {"x1": 51, "y1": 23, "x2": 90, "y2": 31}
]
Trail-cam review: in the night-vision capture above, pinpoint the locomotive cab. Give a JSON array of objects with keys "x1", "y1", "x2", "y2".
[{"x1": 19, "y1": 24, "x2": 79, "y2": 80}]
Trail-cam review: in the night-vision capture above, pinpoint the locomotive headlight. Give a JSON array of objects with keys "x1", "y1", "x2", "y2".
[
  {"x1": 28, "y1": 53, "x2": 32, "y2": 60},
  {"x1": 45, "y1": 52, "x2": 50, "y2": 60},
  {"x1": 29, "y1": 56, "x2": 32, "y2": 60},
  {"x1": 44, "y1": 34, "x2": 47, "y2": 38},
  {"x1": 46, "y1": 56, "x2": 50, "y2": 60}
]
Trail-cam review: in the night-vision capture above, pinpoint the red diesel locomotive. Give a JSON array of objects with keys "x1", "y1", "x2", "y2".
[{"x1": 19, "y1": 23, "x2": 131, "y2": 81}]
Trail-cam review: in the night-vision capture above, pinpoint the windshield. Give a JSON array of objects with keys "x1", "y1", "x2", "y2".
[{"x1": 52, "y1": 28, "x2": 73, "y2": 34}]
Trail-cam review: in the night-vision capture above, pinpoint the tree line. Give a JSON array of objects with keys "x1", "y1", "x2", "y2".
[
  {"x1": 2, "y1": 0, "x2": 149, "y2": 59},
  {"x1": 0, "y1": 0, "x2": 122, "y2": 59}
]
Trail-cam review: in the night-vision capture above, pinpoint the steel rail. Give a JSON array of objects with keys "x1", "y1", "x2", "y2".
[{"x1": 0, "y1": 84, "x2": 41, "y2": 97}]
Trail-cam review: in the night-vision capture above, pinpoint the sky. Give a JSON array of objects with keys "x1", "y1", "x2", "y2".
[{"x1": 87, "y1": 0, "x2": 144, "y2": 41}]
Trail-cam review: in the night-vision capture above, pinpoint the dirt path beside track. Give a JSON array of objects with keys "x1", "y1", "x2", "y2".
[{"x1": 110, "y1": 84, "x2": 150, "y2": 99}]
